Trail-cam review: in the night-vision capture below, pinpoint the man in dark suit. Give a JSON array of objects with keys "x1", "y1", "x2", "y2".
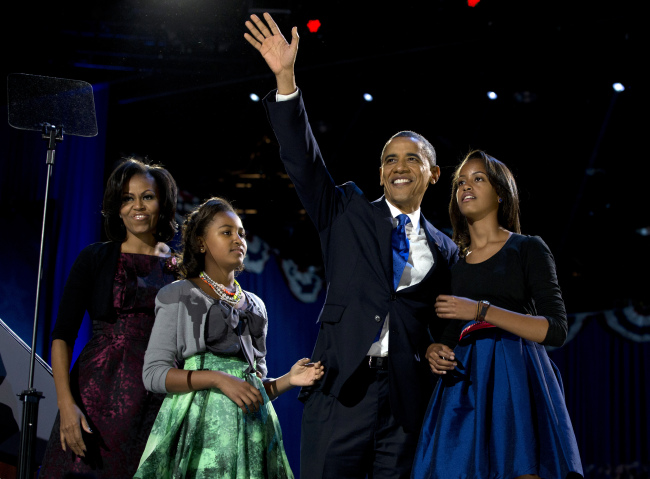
[{"x1": 245, "y1": 13, "x2": 460, "y2": 479}]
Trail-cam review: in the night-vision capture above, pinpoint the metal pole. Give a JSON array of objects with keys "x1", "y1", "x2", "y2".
[{"x1": 17, "y1": 126, "x2": 60, "y2": 479}]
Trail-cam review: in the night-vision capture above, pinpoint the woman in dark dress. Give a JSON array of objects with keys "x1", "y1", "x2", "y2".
[
  {"x1": 38, "y1": 158, "x2": 179, "y2": 479},
  {"x1": 412, "y1": 150, "x2": 583, "y2": 479}
]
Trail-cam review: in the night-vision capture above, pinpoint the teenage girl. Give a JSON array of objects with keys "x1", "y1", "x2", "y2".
[{"x1": 412, "y1": 151, "x2": 583, "y2": 479}]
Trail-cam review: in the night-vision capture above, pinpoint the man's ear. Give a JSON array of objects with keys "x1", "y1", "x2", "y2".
[{"x1": 430, "y1": 165, "x2": 441, "y2": 184}]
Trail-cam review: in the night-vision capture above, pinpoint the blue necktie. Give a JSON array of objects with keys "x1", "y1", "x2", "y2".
[
  {"x1": 374, "y1": 214, "x2": 412, "y2": 344},
  {"x1": 391, "y1": 213, "x2": 411, "y2": 290}
]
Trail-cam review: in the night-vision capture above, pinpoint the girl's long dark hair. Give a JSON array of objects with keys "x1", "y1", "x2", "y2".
[
  {"x1": 449, "y1": 150, "x2": 520, "y2": 257},
  {"x1": 179, "y1": 197, "x2": 239, "y2": 278}
]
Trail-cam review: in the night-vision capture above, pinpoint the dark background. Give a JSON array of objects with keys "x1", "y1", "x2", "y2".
[
  {"x1": 0, "y1": 0, "x2": 646, "y2": 476},
  {"x1": 1, "y1": 0, "x2": 644, "y2": 314}
]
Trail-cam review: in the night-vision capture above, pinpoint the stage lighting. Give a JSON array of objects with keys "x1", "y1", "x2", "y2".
[
  {"x1": 487, "y1": 91, "x2": 497, "y2": 100},
  {"x1": 307, "y1": 20, "x2": 321, "y2": 33},
  {"x1": 468, "y1": 0, "x2": 481, "y2": 6},
  {"x1": 250, "y1": 93, "x2": 260, "y2": 102},
  {"x1": 613, "y1": 82, "x2": 625, "y2": 92},
  {"x1": 363, "y1": 93, "x2": 373, "y2": 102}
]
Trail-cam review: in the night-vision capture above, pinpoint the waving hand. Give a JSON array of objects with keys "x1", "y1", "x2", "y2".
[{"x1": 244, "y1": 13, "x2": 298, "y2": 94}]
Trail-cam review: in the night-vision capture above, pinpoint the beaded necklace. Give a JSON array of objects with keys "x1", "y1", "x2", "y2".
[{"x1": 199, "y1": 271, "x2": 243, "y2": 305}]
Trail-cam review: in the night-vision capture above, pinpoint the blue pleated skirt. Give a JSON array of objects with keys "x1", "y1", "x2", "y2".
[{"x1": 411, "y1": 325, "x2": 583, "y2": 479}]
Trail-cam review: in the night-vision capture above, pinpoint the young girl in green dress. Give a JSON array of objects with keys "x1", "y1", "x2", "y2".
[{"x1": 134, "y1": 197, "x2": 324, "y2": 479}]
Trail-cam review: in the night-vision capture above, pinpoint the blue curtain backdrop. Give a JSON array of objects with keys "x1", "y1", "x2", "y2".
[
  {"x1": 548, "y1": 316, "x2": 650, "y2": 474},
  {"x1": 2, "y1": 80, "x2": 648, "y2": 477},
  {"x1": 237, "y1": 261, "x2": 323, "y2": 473}
]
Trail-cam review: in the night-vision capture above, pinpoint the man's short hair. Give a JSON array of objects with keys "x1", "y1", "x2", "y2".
[{"x1": 381, "y1": 131, "x2": 436, "y2": 167}]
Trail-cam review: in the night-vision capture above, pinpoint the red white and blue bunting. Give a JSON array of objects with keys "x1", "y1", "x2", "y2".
[
  {"x1": 279, "y1": 258, "x2": 323, "y2": 303},
  {"x1": 546, "y1": 303, "x2": 650, "y2": 350},
  {"x1": 244, "y1": 233, "x2": 324, "y2": 303},
  {"x1": 243, "y1": 234, "x2": 272, "y2": 274}
]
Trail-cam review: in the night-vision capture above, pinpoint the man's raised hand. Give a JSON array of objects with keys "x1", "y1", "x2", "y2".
[{"x1": 244, "y1": 12, "x2": 298, "y2": 94}]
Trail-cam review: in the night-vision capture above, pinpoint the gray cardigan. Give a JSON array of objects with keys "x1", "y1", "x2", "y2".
[{"x1": 142, "y1": 279, "x2": 268, "y2": 394}]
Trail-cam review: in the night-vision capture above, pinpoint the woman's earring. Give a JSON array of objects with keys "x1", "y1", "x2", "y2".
[{"x1": 498, "y1": 197, "x2": 503, "y2": 203}]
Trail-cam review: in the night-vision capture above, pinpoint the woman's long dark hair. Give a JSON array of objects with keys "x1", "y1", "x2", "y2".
[
  {"x1": 449, "y1": 150, "x2": 520, "y2": 257},
  {"x1": 102, "y1": 157, "x2": 178, "y2": 242}
]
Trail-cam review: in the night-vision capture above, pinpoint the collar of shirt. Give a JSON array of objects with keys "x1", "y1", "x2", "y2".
[{"x1": 385, "y1": 200, "x2": 421, "y2": 235}]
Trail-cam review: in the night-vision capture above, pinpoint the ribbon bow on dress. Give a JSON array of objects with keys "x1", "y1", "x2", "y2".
[{"x1": 205, "y1": 302, "x2": 268, "y2": 377}]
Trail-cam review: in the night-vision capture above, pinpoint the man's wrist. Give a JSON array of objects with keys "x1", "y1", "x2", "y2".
[{"x1": 276, "y1": 71, "x2": 297, "y2": 96}]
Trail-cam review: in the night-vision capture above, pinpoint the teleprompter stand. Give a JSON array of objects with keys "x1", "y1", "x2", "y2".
[{"x1": 7, "y1": 73, "x2": 97, "y2": 479}]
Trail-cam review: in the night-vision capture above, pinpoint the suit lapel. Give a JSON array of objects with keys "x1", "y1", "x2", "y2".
[
  {"x1": 371, "y1": 197, "x2": 394, "y2": 288},
  {"x1": 420, "y1": 213, "x2": 443, "y2": 282},
  {"x1": 371, "y1": 200, "x2": 451, "y2": 289}
]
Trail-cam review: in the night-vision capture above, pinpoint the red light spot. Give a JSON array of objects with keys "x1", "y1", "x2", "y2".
[
  {"x1": 468, "y1": 0, "x2": 480, "y2": 6},
  {"x1": 307, "y1": 19, "x2": 321, "y2": 33}
]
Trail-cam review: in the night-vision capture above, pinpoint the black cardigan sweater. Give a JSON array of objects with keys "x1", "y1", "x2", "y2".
[{"x1": 52, "y1": 241, "x2": 122, "y2": 347}]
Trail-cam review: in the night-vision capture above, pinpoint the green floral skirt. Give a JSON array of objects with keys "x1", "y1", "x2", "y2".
[{"x1": 134, "y1": 353, "x2": 294, "y2": 479}]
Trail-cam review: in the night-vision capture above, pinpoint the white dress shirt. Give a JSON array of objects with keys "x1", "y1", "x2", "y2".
[{"x1": 367, "y1": 201, "x2": 435, "y2": 357}]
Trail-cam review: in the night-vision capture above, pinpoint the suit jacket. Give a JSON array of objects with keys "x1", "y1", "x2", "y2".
[{"x1": 264, "y1": 90, "x2": 459, "y2": 433}]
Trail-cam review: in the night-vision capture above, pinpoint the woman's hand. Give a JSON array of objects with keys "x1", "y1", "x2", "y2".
[
  {"x1": 58, "y1": 400, "x2": 92, "y2": 456},
  {"x1": 435, "y1": 295, "x2": 477, "y2": 321},
  {"x1": 215, "y1": 372, "x2": 264, "y2": 414},
  {"x1": 437, "y1": 295, "x2": 551, "y2": 344},
  {"x1": 288, "y1": 358, "x2": 324, "y2": 387},
  {"x1": 51, "y1": 340, "x2": 90, "y2": 456}
]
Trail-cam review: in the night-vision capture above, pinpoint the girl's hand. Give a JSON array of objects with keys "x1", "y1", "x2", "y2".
[
  {"x1": 216, "y1": 373, "x2": 264, "y2": 414},
  {"x1": 426, "y1": 343, "x2": 457, "y2": 375},
  {"x1": 58, "y1": 400, "x2": 92, "y2": 456},
  {"x1": 435, "y1": 295, "x2": 477, "y2": 321},
  {"x1": 288, "y1": 358, "x2": 324, "y2": 387}
]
